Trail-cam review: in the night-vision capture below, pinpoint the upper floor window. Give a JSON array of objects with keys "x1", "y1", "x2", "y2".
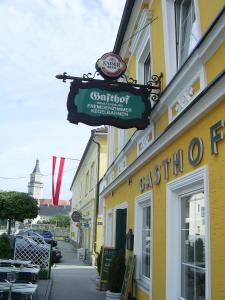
[
  {"x1": 144, "y1": 54, "x2": 151, "y2": 84},
  {"x1": 175, "y1": 0, "x2": 199, "y2": 67},
  {"x1": 85, "y1": 171, "x2": 89, "y2": 194},
  {"x1": 90, "y1": 163, "x2": 95, "y2": 189}
]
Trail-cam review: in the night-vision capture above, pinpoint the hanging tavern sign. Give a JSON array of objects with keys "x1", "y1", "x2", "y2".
[
  {"x1": 67, "y1": 79, "x2": 151, "y2": 130},
  {"x1": 56, "y1": 52, "x2": 162, "y2": 130}
]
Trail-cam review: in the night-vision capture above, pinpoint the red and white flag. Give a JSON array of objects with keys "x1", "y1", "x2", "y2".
[{"x1": 52, "y1": 156, "x2": 65, "y2": 206}]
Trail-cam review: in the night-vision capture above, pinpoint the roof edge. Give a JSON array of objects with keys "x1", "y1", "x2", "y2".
[{"x1": 113, "y1": 0, "x2": 135, "y2": 54}]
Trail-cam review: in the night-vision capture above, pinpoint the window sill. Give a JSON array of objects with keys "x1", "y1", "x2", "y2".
[{"x1": 134, "y1": 278, "x2": 150, "y2": 295}]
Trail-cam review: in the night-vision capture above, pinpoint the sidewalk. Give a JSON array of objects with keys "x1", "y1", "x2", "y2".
[
  {"x1": 37, "y1": 279, "x2": 52, "y2": 300},
  {"x1": 37, "y1": 241, "x2": 105, "y2": 300}
]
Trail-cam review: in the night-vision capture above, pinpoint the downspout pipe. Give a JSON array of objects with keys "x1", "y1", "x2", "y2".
[{"x1": 92, "y1": 136, "x2": 100, "y2": 255}]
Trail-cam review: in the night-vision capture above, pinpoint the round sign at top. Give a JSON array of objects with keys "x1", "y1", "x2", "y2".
[
  {"x1": 95, "y1": 52, "x2": 127, "y2": 80},
  {"x1": 71, "y1": 211, "x2": 81, "y2": 222}
]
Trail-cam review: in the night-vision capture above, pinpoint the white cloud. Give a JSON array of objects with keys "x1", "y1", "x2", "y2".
[{"x1": 0, "y1": 0, "x2": 126, "y2": 199}]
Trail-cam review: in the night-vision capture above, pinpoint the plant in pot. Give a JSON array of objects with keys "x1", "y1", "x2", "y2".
[
  {"x1": 0, "y1": 233, "x2": 13, "y2": 259},
  {"x1": 96, "y1": 248, "x2": 103, "y2": 290},
  {"x1": 106, "y1": 250, "x2": 126, "y2": 300}
]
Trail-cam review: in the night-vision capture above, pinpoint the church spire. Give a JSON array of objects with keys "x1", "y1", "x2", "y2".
[
  {"x1": 28, "y1": 159, "x2": 43, "y2": 200},
  {"x1": 32, "y1": 159, "x2": 41, "y2": 174}
]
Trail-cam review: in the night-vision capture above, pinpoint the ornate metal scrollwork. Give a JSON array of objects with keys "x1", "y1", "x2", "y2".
[
  {"x1": 82, "y1": 71, "x2": 100, "y2": 80},
  {"x1": 56, "y1": 72, "x2": 162, "y2": 102},
  {"x1": 146, "y1": 73, "x2": 162, "y2": 102},
  {"x1": 121, "y1": 74, "x2": 137, "y2": 84}
]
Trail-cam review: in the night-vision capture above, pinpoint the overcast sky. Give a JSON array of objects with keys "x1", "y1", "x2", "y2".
[{"x1": 0, "y1": 0, "x2": 125, "y2": 200}]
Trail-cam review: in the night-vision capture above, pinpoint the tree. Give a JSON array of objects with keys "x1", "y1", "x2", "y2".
[{"x1": 0, "y1": 191, "x2": 38, "y2": 234}]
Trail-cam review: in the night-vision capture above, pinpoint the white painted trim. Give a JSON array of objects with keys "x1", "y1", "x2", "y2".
[
  {"x1": 108, "y1": 126, "x2": 115, "y2": 166},
  {"x1": 134, "y1": 191, "x2": 152, "y2": 293},
  {"x1": 118, "y1": 129, "x2": 127, "y2": 153},
  {"x1": 112, "y1": 202, "x2": 128, "y2": 248},
  {"x1": 137, "y1": 124, "x2": 155, "y2": 155},
  {"x1": 153, "y1": 8, "x2": 225, "y2": 119},
  {"x1": 106, "y1": 209, "x2": 113, "y2": 247},
  {"x1": 166, "y1": 166, "x2": 210, "y2": 300},
  {"x1": 100, "y1": 75, "x2": 225, "y2": 199},
  {"x1": 168, "y1": 68, "x2": 205, "y2": 123},
  {"x1": 161, "y1": 0, "x2": 177, "y2": 83},
  {"x1": 130, "y1": 8, "x2": 150, "y2": 55},
  {"x1": 119, "y1": 0, "x2": 144, "y2": 60}
]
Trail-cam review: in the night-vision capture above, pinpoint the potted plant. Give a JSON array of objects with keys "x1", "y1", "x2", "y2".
[
  {"x1": 0, "y1": 233, "x2": 13, "y2": 259},
  {"x1": 106, "y1": 250, "x2": 126, "y2": 300},
  {"x1": 96, "y1": 248, "x2": 102, "y2": 290}
]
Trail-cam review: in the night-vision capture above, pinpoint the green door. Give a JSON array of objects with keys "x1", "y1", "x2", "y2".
[{"x1": 115, "y1": 209, "x2": 127, "y2": 251}]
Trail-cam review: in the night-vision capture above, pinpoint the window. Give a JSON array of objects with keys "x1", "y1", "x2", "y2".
[
  {"x1": 129, "y1": 9, "x2": 151, "y2": 85},
  {"x1": 135, "y1": 192, "x2": 152, "y2": 292},
  {"x1": 85, "y1": 171, "x2": 89, "y2": 194},
  {"x1": 175, "y1": 0, "x2": 199, "y2": 67},
  {"x1": 106, "y1": 210, "x2": 113, "y2": 246},
  {"x1": 142, "y1": 206, "x2": 151, "y2": 278},
  {"x1": 166, "y1": 166, "x2": 209, "y2": 300},
  {"x1": 180, "y1": 192, "x2": 205, "y2": 299},
  {"x1": 90, "y1": 163, "x2": 95, "y2": 189},
  {"x1": 144, "y1": 54, "x2": 151, "y2": 84},
  {"x1": 108, "y1": 126, "x2": 115, "y2": 166},
  {"x1": 162, "y1": 0, "x2": 201, "y2": 82},
  {"x1": 118, "y1": 129, "x2": 127, "y2": 153}
]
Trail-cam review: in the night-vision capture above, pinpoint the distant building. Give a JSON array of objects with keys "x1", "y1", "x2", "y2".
[
  {"x1": 28, "y1": 159, "x2": 43, "y2": 200},
  {"x1": 70, "y1": 127, "x2": 108, "y2": 265},
  {"x1": 38, "y1": 199, "x2": 71, "y2": 221}
]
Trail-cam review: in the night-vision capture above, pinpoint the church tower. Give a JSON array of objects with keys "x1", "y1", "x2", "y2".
[{"x1": 28, "y1": 159, "x2": 43, "y2": 200}]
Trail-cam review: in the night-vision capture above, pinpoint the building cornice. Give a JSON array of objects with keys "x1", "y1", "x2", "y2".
[{"x1": 100, "y1": 70, "x2": 225, "y2": 198}]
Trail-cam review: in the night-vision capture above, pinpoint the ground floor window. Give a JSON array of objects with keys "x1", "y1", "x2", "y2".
[
  {"x1": 134, "y1": 191, "x2": 152, "y2": 292},
  {"x1": 166, "y1": 166, "x2": 209, "y2": 300},
  {"x1": 180, "y1": 191, "x2": 205, "y2": 300},
  {"x1": 142, "y1": 205, "x2": 151, "y2": 278}
]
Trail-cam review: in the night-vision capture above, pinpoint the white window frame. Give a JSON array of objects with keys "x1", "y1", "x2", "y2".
[
  {"x1": 108, "y1": 126, "x2": 115, "y2": 166},
  {"x1": 134, "y1": 191, "x2": 152, "y2": 293},
  {"x1": 118, "y1": 157, "x2": 127, "y2": 175},
  {"x1": 162, "y1": 0, "x2": 201, "y2": 83},
  {"x1": 118, "y1": 129, "x2": 127, "y2": 153},
  {"x1": 166, "y1": 166, "x2": 210, "y2": 300},
  {"x1": 105, "y1": 209, "x2": 113, "y2": 247},
  {"x1": 130, "y1": 8, "x2": 151, "y2": 85}
]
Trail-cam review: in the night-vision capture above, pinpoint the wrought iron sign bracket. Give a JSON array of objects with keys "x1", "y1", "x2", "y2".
[
  {"x1": 56, "y1": 52, "x2": 163, "y2": 130},
  {"x1": 56, "y1": 72, "x2": 162, "y2": 102}
]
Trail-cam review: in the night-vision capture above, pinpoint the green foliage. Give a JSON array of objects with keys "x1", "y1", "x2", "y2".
[
  {"x1": 40, "y1": 215, "x2": 70, "y2": 227},
  {"x1": 0, "y1": 191, "x2": 38, "y2": 222},
  {"x1": 108, "y1": 251, "x2": 126, "y2": 293},
  {"x1": 0, "y1": 233, "x2": 13, "y2": 259},
  {"x1": 97, "y1": 248, "x2": 103, "y2": 275}
]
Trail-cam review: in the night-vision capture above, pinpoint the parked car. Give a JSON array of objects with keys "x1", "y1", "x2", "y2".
[
  {"x1": 10, "y1": 235, "x2": 50, "y2": 267},
  {"x1": 15, "y1": 229, "x2": 57, "y2": 247},
  {"x1": 30, "y1": 229, "x2": 57, "y2": 247},
  {"x1": 12, "y1": 234, "x2": 62, "y2": 264}
]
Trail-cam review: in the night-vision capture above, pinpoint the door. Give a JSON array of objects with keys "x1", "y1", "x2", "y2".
[{"x1": 115, "y1": 209, "x2": 127, "y2": 251}]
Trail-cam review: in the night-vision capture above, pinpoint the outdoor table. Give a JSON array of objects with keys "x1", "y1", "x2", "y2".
[
  {"x1": 0, "y1": 259, "x2": 32, "y2": 267},
  {"x1": 0, "y1": 266, "x2": 40, "y2": 283},
  {"x1": 0, "y1": 282, "x2": 38, "y2": 299}
]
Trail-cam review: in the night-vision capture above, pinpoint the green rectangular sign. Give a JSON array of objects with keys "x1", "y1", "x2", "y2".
[{"x1": 67, "y1": 79, "x2": 151, "y2": 129}]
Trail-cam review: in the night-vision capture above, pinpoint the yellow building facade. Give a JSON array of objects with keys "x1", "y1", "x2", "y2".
[
  {"x1": 70, "y1": 127, "x2": 107, "y2": 264},
  {"x1": 100, "y1": 1, "x2": 225, "y2": 299}
]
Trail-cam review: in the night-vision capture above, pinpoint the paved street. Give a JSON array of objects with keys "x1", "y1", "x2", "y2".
[{"x1": 50, "y1": 241, "x2": 105, "y2": 300}]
